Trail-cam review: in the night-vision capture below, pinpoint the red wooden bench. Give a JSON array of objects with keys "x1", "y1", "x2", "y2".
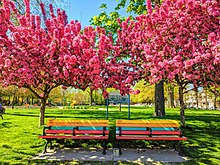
[
  {"x1": 116, "y1": 119, "x2": 187, "y2": 155},
  {"x1": 39, "y1": 119, "x2": 109, "y2": 154}
]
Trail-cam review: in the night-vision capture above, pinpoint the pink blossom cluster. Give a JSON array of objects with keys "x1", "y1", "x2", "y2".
[
  {"x1": 0, "y1": 0, "x2": 135, "y2": 98},
  {"x1": 115, "y1": 0, "x2": 220, "y2": 88},
  {"x1": 0, "y1": 0, "x2": 219, "y2": 99}
]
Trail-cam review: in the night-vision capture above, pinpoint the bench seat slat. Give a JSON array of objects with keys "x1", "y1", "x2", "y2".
[
  {"x1": 116, "y1": 120, "x2": 179, "y2": 128},
  {"x1": 118, "y1": 127, "x2": 175, "y2": 131},
  {"x1": 50, "y1": 126, "x2": 109, "y2": 130},
  {"x1": 46, "y1": 130, "x2": 109, "y2": 135},
  {"x1": 116, "y1": 136, "x2": 187, "y2": 141},
  {"x1": 48, "y1": 123, "x2": 108, "y2": 127},
  {"x1": 116, "y1": 120, "x2": 179, "y2": 124},
  {"x1": 39, "y1": 135, "x2": 108, "y2": 140},
  {"x1": 48, "y1": 119, "x2": 109, "y2": 123},
  {"x1": 117, "y1": 123, "x2": 179, "y2": 128},
  {"x1": 48, "y1": 120, "x2": 109, "y2": 127},
  {"x1": 119, "y1": 130, "x2": 181, "y2": 135}
]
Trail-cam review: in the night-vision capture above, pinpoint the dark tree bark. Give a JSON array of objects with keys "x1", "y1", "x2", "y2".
[
  {"x1": 214, "y1": 94, "x2": 218, "y2": 110},
  {"x1": 25, "y1": 84, "x2": 59, "y2": 126},
  {"x1": 167, "y1": 83, "x2": 175, "y2": 108},
  {"x1": 11, "y1": 93, "x2": 16, "y2": 109},
  {"x1": 155, "y1": 80, "x2": 165, "y2": 116},
  {"x1": 208, "y1": 87, "x2": 220, "y2": 110},
  {"x1": 205, "y1": 89, "x2": 208, "y2": 109},
  {"x1": 39, "y1": 97, "x2": 47, "y2": 126},
  {"x1": 87, "y1": 87, "x2": 94, "y2": 106},
  {"x1": 119, "y1": 101, "x2": 122, "y2": 112},
  {"x1": 194, "y1": 88, "x2": 199, "y2": 109},
  {"x1": 8, "y1": 96, "x2": 10, "y2": 105},
  {"x1": 178, "y1": 84, "x2": 185, "y2": 127},
  {"x1": 31, "y1": 96, "x2": 34, "y2": 105}
]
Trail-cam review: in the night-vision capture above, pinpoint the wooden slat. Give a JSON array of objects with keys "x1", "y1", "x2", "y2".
[
  {"x1": 46, "y1": 130, "x2": 109, "y2": 135},
  {"x1": 47, "y1": 120, "x2": 109, "y2": 127},
  {"x1": 116, "y1": 136, "x2": 188, "y2": 141},
  {"x1": 39, "y1": 135, "x2": 108, "y2": 140},
  {"x1": 116, "y1": 123, "x2": 179, "y2": 128},
  {"x1": 119, "y1": 130, "x2": 181, "y2": 135},
  {"x1": 46, "y1": 130, "x2": 72, "y2": 134},
  {"x1": 116, "y1": 120, "x2": 179, "y2": 124},
  {"x1": 116, "y1": 120, "x2": 179, "y2": 128},
  {"x1": 152, "y1": 131, "x2": 181, "y2": 135},
  {"x1": 119, "y1": 130, "x2": 151, "y2": 135},
  {"x1": 50, "y1": 126, "x2": 108, "y2": 131}
]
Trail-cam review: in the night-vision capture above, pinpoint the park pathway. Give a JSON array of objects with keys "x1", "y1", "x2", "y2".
[{"x1": 33, "y1": 148, "x2": 188, "y2": 164}]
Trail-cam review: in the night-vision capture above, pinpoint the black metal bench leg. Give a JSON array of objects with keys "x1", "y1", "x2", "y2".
[
  {"x1": 178, "y1": 141, "x2": 183, "y2": 156},
  {"x1": 102, "y1": 141, "x2": 107, "y2": 155},
  {"x1": 49, "y1": 140, "x2": 53, "y2": 149},
  {"x1": 173, "y1": 141, "x2": 177, "y2": 150},
  {"x1": 117, "y1": 140, "x2": 122, "y2": 155},
  {"x1": 43, "y1": 140, "x2": 51, "y2": 154}
]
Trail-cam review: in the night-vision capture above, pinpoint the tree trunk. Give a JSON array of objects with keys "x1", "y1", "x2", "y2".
[
  {"x1": 11, "y1": 94, "x2": 16, "y2": 109},
  {"x1": 8, "y1": 96, "x2": 10, "y2": 105},
  {"x1": 205, "y1": 90, "x2": 208, "y2": 109},
  {"x1": 21, "y1": 96, "x2": 24, "y2": 105},
  {"x1": 31, "y1": 96, "x2": 34, "y2": 105},
  {"x1": 39, "y1": 98, "x2": 47, "y2": 126},
  {"x1": 90, "y1": 88, "x2": 94, "y2": 106},
  {"x1": 194, "y1": 88, "x2": 199, "y2": 109},
  {"x1": 155, "y1": 80, "x2": 165, "y2": 116},
  {"x1": 119, "y1": 102, "x2": 122, "y2": 111},
  {"x1": 213, "y1": 94, "x2": 217, "y2": 110},
  {"x1": 95, "y1": 90, "x2": 97, "y2": 104},
  {"x1": 26, "y1": 97, "x2": 29, "y2": 104},
  {"x1": 179, "y1": 85, "x2": 185, "y2": 127},
  {"x1": 167, "y1": 84, "x2": 175, "y2": 108}
]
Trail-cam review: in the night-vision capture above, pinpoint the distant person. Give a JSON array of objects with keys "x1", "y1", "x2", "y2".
[{"x1": 0, "y1": 103, "x2": 6, "y2": 119}]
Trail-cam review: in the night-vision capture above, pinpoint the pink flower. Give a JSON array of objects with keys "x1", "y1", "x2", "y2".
[
  {"x1": 62, "y1": 86, "x2": 67, "y2": 90},
  {"x1": 184, "y1": 60, "x2": 194, "y2": 68},
  {"x1": 146, "y1": 0, "x2": 153, "y2": 14},
  {"x1": 208, "y1": 32, "x2": 216, "y2": 43}
]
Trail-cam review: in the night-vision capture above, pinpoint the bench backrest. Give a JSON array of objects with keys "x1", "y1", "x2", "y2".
[
  {"x1": 47, "y1": 119, "x2": 109, "y2": 131},
  {"x1": 116, "y1": 120, "x2": 179, "y2": 128}
]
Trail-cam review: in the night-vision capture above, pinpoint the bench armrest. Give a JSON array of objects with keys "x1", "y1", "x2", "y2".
[{"x1": 43, "y1": 126, "x2": 51, "y2": 135}]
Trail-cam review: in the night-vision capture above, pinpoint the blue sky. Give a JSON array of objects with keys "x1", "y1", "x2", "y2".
[{"x1": 64, "y1": 0, "x2": 129, "y2": 27}]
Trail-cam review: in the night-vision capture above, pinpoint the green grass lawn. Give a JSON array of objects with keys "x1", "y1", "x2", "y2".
[{"x1": 0, "y1": 105, "x2": 220, "y2": 164}]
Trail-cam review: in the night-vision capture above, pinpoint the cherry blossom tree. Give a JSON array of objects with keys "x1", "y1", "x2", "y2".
[
  {"x1": 0, "y1": 0, "x2": 116, "y2": 125},
  {"x1": 116, "y1": 0, "x2": 220, "y2": 126}
]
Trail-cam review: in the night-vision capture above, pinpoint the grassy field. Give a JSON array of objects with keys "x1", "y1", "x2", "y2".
[{"x1": 0, "y1": 105, "x2": 220, "y2": 164}]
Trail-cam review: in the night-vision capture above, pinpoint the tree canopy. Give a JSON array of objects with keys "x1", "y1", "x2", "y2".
[{"x1": 115, "y1": 0, "x2": 220, "y2": 126}]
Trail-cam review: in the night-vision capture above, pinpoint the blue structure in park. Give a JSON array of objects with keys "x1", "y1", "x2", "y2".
[
  {"x1": 108, "y1": 92, "x2": 129, "y2": 105},
  {"x1": 105, "y1": 92, "x2": 131, "y2": 120}
]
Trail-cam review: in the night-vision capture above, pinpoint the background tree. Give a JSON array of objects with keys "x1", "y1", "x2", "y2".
[
  {"x1": 115, "y1": 0, "x2": 220, "y2": 126},
  {"x1": 91, "y1": 0, "x2": 166, "y2": 117},
  {"x1": 86, "y1": 87, "x2": 95, "y2": 106},
  {"x1": 131, "y1": 79, "x2": 155, "y2": 104},
  {"x1": 165, "y1": 82, "x2": 176, "y2": 108},
  {"x1": 0, "y1": 0, "x2": 115, "y2": 125},
  {"x1": 208, "y1": 86, "x2": 220, "y2": 110}
]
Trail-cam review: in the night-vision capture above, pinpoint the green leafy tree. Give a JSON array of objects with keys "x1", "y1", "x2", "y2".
[
  {"x1": 207, "y1": 86, "x2": 220, "y2": 110},
  {"x1": 131, "y1": 79, "x2": 155, "y2": 104},
  {"x1": 91, "y1": 0, "x2": 165, "y2": 116},
  {"x1": 90, "y1": 3, "x2": 127, "y2": 39}
]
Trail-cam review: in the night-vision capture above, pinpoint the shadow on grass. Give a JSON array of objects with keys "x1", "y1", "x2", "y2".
[
  {"x1": 0, "y1": 122, "x2": 13, "y2": 128},
  {"x1": 6, "y1": 113, "x2": 39, "y2": 118}
]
